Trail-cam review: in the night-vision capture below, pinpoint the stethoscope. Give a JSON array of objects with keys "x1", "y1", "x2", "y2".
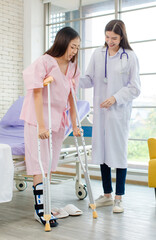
[{"x1": 103, "y1": 47, "x2": 129, "y2": 84}]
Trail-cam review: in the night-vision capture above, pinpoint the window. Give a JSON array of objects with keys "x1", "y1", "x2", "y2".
[
  {"x1": 45, "y1": 0, "x2": 156, "y2": 168},
  {"x1": 45, "y1": 1, "x2": 80, "y2": 49},
  {"x1": 119, "y1": 1, "x2": 156, "y2": 167}
]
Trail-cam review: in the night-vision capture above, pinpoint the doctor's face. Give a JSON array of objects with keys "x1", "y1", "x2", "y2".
[
  {"x1": 65, "y1": 37, "x2": 80, "y2": 61},
  {"x1": 105, "y1": 31, "x2": 121, "y2": 51}
]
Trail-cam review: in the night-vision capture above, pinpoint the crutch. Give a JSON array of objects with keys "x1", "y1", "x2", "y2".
[
  {"x1": 37, "y1": 80, "x2": 53, "y2": 232},
  {"x1": 70, "y1": 81, "x2": 98, "y2": 219}
]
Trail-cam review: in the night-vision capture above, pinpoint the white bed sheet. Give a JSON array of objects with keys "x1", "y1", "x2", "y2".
[{"x1": 0, "y1": 144, "x2": 14, "y2": 203}]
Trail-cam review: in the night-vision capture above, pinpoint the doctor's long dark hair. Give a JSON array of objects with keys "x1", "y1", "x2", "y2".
[
  {"x1": 45, "y1": 27, "x2": 80, "y2": 77},
  {"x1": 104, "y1": 19, "x2": 132, "y2": 50}
]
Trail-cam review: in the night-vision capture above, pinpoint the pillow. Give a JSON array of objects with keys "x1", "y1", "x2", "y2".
[{"x1": 0, "y1": 96, "x2": 24, "y2": 126}]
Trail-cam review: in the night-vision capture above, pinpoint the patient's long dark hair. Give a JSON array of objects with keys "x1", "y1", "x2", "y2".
[
  {"x1": 104, "y1": 19, "x2": 132, "y2": 50},
  {"x1": 45, "y1": 27, "x2": 80, "y2": 76}
]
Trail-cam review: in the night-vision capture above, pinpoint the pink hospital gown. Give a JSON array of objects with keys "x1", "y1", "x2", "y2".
[{"x1": 20, "y1": 54, "x2": 80, "y2": 175}]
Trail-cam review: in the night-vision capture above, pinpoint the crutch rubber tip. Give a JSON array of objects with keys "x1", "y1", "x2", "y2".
[
  {"x1": 93, "y1": 211, "x2": 98, "y2": 219},
  {"x1": 89, "y1": 203, "x2": 96, "y2": 210},
  {"x1": 45, "y1": 223, "x2": 51, "y2": 232}
]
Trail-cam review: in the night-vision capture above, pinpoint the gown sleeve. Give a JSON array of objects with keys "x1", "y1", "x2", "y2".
[
  {"x1": 113, "y1": 52, "x2": 141, "y2": 105},
  {"x1": 79, "y1": 51, "x2": 95, "y2": 88},
  {"x1": 23, "y1": 55, "x2": 47, "y2": 90}
]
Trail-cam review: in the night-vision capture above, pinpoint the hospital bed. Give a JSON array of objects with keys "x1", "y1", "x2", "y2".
[{"x1": 0, "y1": 96, "x2": 93, "y2": 199}]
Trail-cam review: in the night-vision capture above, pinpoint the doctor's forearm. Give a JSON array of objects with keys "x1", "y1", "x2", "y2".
[{"x1": 113, "y1": 86, "x2": 140, "y2": 105}]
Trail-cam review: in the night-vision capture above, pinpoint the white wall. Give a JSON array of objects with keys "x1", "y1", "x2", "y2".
[
  {"x1": 23, "y1": 0, "x2": 44, "y2": 69},
  {"x1": 0, "y1": 0, "x2": 24, "y2": 119},
  {"x1": 0, "y1": 0, "x2": 44, "y2": 120}
]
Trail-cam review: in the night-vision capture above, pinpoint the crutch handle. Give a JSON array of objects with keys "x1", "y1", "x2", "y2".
[{"x1": 43, "y1": 76, "x2": 54, "y2": 86}]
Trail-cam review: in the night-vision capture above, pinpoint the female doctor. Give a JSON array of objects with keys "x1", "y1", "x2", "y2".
[{"x1": 79, "y1": 19, "x2": 141, "y2": 213}]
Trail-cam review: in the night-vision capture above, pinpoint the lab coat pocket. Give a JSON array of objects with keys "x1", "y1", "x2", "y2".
[
  {"x1": 109, "y1": 104, "x2": 125, "y2": 120},
  {"x1": 125, "y1": 103, "x2": 132, "y2": 121}
]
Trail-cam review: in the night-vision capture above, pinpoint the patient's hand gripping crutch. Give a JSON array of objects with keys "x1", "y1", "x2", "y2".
[
  {"x1": 70, "y1": 83, "x2": 98, "y2": 219},
  {"x1": 37, "y1": 81, "x2": 53, "y2": 232}
]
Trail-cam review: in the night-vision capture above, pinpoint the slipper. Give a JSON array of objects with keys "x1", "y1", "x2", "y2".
[
  {"x1": 63, "y1": 204, "x2": 83, "y2": 216},
  {"x1": 51, "y1": 207, "x2": 69, "y2": 219}
]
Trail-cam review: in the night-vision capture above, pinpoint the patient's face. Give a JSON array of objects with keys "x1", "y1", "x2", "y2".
[{"x1": 64, "y1": 37, "x2": 80, "y2": 61}]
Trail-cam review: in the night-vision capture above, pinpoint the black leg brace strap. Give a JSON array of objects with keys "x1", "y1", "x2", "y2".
[{"x1": 33, "y1": 184, "x2": 58, "y2": 227}]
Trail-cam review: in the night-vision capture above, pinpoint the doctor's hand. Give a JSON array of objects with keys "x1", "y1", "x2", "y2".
[
  {"x1": 100, "y1": 96, "x2": 116, "y2": 109},
  {"x1": 73, "y1": 126, "x2": 83, "y2": 137},
  {"x1": 38, "y1": 127, "x2": 49, "y2": 139},
  {"x1": 43, "y1": 76, "x2": 55, "y2": 86}
]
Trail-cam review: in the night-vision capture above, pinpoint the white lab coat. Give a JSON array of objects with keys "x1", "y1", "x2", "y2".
[{"x1": 79, "y1": 47, "x2": 141, "y2": 168}]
